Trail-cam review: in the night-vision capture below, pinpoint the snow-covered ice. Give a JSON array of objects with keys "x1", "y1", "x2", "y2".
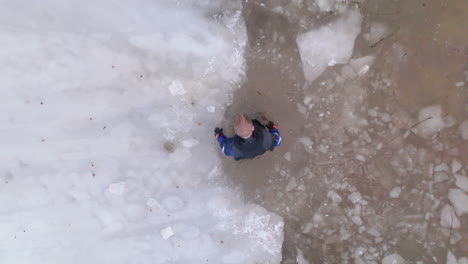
[{"x1": 0, "y1": 1, "x2": 284, "y2": 263}]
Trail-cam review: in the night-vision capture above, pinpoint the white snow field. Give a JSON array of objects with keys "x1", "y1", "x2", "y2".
[{"x1": 0, "y1": 1, "x2": 284, "y2": 263}]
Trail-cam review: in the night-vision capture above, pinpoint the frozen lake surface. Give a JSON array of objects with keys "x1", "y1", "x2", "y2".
[{"x1": 1, "y1": 0, "x2": 468, "y2": 263}]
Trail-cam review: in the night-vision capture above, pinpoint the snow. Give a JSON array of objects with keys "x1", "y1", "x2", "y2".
[
  {"x1": 0, "y1": 1, "x2": 284, "y2": 263},
  {"x1": 440, "y1": 205, "x2": 461, "y2": 229},
  {"x1": 296, "y1": 8, "x2": 362, "y2": 82},
  {"x1": 448, "y1": 189, "x2": 468, "y2": 216},
  {"x1": 459, "y1": 119, "x2": 468, "y2": 140},
  {"x1": 382, "y1": 253, "x2": 406, "y2": 264}
]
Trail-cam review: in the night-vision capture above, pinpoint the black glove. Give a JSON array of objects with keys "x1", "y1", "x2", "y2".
[
  {"x1": 214, "y1": 127, "x2": 223, "y2": 136},
  {"x1": 265, "y1": 121, "x2": 276, "y2": 130}
]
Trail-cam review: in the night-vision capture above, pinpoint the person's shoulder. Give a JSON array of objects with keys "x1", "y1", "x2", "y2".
[{"x1": 252, "y1": 119, "x2": 266, "y2": 129}]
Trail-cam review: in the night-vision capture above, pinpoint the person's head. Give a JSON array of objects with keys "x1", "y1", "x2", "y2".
[{"x1": 234, "y1": 113, "x2": 254, "y2": 139}]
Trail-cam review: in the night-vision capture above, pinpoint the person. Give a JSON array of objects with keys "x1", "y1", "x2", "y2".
[{"x1": 214, "y1": 113, "x2": 281, "y2": 160}]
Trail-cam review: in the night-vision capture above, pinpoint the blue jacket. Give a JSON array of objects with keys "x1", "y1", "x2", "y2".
[{"x1": 216, "y1": 120, "x2": 281, "y2": 160}]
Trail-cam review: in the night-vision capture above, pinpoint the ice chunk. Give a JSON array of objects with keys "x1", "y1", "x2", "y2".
[
  {"x1": 366, "y1": 227, "x2": 381, "y2": 237},
  {"x1": 440, "y1": 204, "x2": 461, "y2": 229},
  {"x1": 368, "y1": 108, "x2": 378, "y2": 117},
  {"x1": 168, "y1": 80, "x2": 186, "y2": 96},
  {"x1": 286, "y1": 177, "x2": 297, "y2": 192},
  {"x1": 452, "y1": 160, "x2": 462, "y2": 174},
  {"x1": 297, "y1": 9, "x2": 362, "y2": 82},
  {"x1": 448, "y1": 188, "x2": 468, "y2": 216},
  {"x1": 434, "y1": 172, "x2": 449, "y2": 183},
  {"x1": 271, "y1": 6, "x2": 284, "y2": 14},
  {"x1": 108, "y1": 181, "x2": 126, "y2": 195},
  {"x1": 348, "y1": 192, "x2": 362, "y2": 204},
  {"x1": 350, "y1": 56, "x2": 375, "y2": 76},
  {"x1": 355, "y1": 155, "x2": 366, "y2": 162},
  {"x1": 350, "y1": 215, "x2": 363, "y2": 226},
  {"x1": 315, "y1": 0, "x2": 334, "y2": 12},
  {"x1": 382, "y1": 253, "x2": 406, "y2": 264},
  {"x1": 389, "y1": 187, "x2": 401, "y2": 198},
  {"x1": 328, "y1": 190, "x2": 343, "y2": 203},
  {"x1": 284, "y1": 152, "x2": 292, "y2": 161},
  {"x1": 160, "y1": 226, "x2": 174, "y2": 240},
  {"x1": 459, "y1": 119, "x2": 468, "y2": 140},
  {"x1": 206, "y1": 106, "x2": 215, "y2": 112},
  {"x1": 455, "y1": 175, "x2": 468, "y2": 193},
  {"x1": 447, "y1": 250, "x2": 459, "y2": 264},
  {"x1": 298, "y1": 137, "x2": 314, "y2": 148},
  {"x1": 364, "y1": 22, "x2": 388, "y2": 43},
  {"x1": 456, "y1": 81, "x2": 465, "y2": 87},
  {"x1": 435, "y1": 163, "x2": 450, "y2": 172},
  {"x1": 296, "y1": 248, "x2": 311, "y2": 264},
  {"x1": 381, "y1": 113, "x2": 391, "y2": 123},
  {"x1": 459, "y1": 257, "x2": 468, "y2": 264},
  {"x1": 413, "y1": 105, "x2": 452, "y2": 138}
]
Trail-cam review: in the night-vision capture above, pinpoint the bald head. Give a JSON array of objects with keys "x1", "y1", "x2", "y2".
[{"x1": 234, "y1": 114, "x2": 254, "y2": 139}]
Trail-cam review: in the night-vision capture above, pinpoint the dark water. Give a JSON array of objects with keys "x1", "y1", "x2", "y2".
[{"x1": 223, "y1": 0, "x2": 468, "y2": 263}]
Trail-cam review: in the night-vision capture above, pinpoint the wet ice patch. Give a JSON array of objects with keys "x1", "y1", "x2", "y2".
[{"x1": 296, "y1": 8, "x2": 362, "y2": 82}]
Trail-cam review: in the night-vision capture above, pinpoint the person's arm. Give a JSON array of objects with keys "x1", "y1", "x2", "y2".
[
  {"x1": 215, "y1": 128, "x2": 234, "y2": 156},
  {"x1": 266, "y1": 121, "x2": 281, "y2": 147}
]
